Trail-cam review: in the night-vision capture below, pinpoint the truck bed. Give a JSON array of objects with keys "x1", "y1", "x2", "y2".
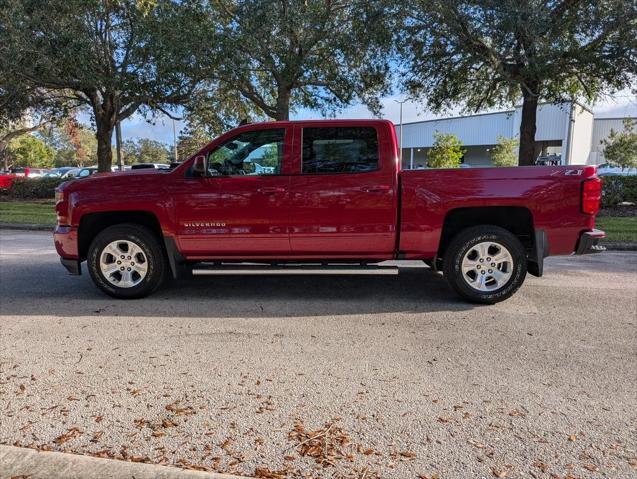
[{"x1": 399, "y1": 165, "x2": 596, "y2": 258}]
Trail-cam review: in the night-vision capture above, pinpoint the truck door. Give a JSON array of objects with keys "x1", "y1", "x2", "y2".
[
  {"x1": 172, "y1": 126, "x2": 292, "y2": 257},
  {"x1": 288, "y1": 124, "x2": 398, "y2": 257}
]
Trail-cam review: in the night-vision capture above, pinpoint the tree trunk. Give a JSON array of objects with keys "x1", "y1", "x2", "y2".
[
  {"x1": 273, "y1": 87, "x2": 291, "y2": 121},
  {"x1": 518, "y1": 84, "x2": 540, "y2": 166},
  {"x1": 95, "y1": 118, "x2": 114, "y2": 173}
]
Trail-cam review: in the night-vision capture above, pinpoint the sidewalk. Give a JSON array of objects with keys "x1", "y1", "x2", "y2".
[{"x1": 0, "y1": 446, "x2": 250, "y2": 479}]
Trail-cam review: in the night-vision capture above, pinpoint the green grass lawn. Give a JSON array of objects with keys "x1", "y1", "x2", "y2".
[
  {"x1": 596, "y1": 216, "x2": 637, "y2": 243},
  {"x1": 0, "y1": 200, "x2": 636, "y2": 243},
  {"x1": 0, "y1": 201, "x2": 56, "y2": 225}
]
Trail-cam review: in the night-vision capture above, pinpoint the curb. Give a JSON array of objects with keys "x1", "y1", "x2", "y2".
[
  {"x1": 0, "y1": 222, "x2": 53, "y2": 231},
  {"x1": 0, "y1": 445, "x2": 250, "y2": 479},
  {"x1": 601, "y1": 242, "x2": 637, "y2": 251}
]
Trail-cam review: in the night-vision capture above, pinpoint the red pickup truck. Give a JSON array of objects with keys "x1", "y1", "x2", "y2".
[{"x1": 54, "y1": 119, "x2": 604, "y2": 303}]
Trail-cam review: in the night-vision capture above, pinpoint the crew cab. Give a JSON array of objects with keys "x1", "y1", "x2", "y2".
[{"x1": 54, "y1": 120, "x2": 605, "y2": 303}]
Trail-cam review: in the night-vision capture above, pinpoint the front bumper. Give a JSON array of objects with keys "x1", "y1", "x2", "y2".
[
  {"x1": 575, "y1": 229, "x2": 606, "y2": 255},
  {"x1": 54, "y1": 225, "x2": 81, "y2": 274},
  {"x1": 61, "y1": 257, "x2": 82, "y2": 275}
]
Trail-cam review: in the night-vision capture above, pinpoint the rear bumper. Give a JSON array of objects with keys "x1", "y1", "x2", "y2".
[{"x1": 575, "y1": 229, "x2": 606, "y2": 255}]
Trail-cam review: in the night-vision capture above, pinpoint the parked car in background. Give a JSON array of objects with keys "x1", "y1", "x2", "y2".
[
  {"x1": 596, "y1": 163, "x2": 637, "y2": 176},
  {"x1": 44, "y1": 167, "x2": 76, "y2": 178},
  {"x1": 61, "y1": 168, "x2": 81, "y2": 179},
  {"x1": 76, "y1": 167, "x2": 98, "y2": 178},
  {"x1": 130, "y1": 163, "x2": 170, "y2": 170}
]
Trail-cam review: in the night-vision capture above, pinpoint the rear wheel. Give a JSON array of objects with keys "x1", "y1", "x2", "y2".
[
  {"x1": 443, "y1": 225, "x2": 527, "y2": 304},
  {"x1": 87, "y1": 224, "x2": 166, "y2": 299}
]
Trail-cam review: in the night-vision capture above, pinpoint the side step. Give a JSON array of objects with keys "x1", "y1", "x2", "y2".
[{"x1": 191, "y1": 264, "x2": 399, "y2": 276}]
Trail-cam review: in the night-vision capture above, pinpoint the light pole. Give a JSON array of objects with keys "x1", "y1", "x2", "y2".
[
  {"x1": 172, "y1": 118, "x2": 178, "y2": 163},
  {"x1": 115, "y1": 121, "x2": 123, "y2": 171},
  {"x1": 395, "y1": 98, "x2": 409, "y2": 166}
]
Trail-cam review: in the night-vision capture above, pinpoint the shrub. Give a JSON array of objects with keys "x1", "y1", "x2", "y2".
[
  {"x1": 427, "y1": 131, "x2": 466, "y2": 168},
  {"x1": 491, "y1": 135, "x2": 519, "y2": 167},
  {"x1": 7, "y1": 177, "x2": 66, "y2": 199},
  {"x1": 601, "y1": 176, "x2": 637, "y2": 208}
]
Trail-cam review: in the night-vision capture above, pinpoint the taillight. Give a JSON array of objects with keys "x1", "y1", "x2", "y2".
[{"x1": 582, "y1": 178, "x2": 601, "y2": 215}]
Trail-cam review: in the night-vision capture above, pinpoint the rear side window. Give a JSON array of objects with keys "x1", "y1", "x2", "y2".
[{"x1": 302, "y1": 127, "x2": 378, "y2": 174}]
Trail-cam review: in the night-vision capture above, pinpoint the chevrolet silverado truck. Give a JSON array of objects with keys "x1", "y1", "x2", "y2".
[{"x1": 54, "y1": 119, "x2": 605, "y2": 303}]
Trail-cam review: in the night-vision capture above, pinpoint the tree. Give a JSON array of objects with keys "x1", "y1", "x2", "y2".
[
  {"x1": 39, "y1": 121, "x2": 98, "y2": 167},
  {"x1": 122, "y1": 138, "x2": 170, "y2": 165},
  {"x1": 187, "y1": 0, "x2": 392, "y2": 131},
  {"x1": 491, "y1": 136, "x2": 519, "y2": 167},
  {"x1": 398, "y1": 0, "x2": 637, "y2": 165},
  {"x1": 176, "y1": 126, "x2": 211, "y2": 160},
  {"x1": 601, "y1": 119, "x2": 637, "y2": 169},
  {"x1": 0, "y1": 83, "x2": 70, "y2": 170},
  {"x1": 0, "y1": 0, "x2": 215, "y2": 172},
  {"x1": 6, "y1": 135, "x2": 55, "y2": 169},
  {"x1": 427, "y1": 131, "x2": 465, "y2": 168}
]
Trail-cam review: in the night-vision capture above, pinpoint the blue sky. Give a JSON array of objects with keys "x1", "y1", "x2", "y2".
[{"x1": 117, "y1": 91, "x2": 637, "y2": 146}]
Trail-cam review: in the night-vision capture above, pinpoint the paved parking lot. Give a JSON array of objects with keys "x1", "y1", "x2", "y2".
[{"x1": 1, "y1": 230, "x2": 636, "y2": 478}]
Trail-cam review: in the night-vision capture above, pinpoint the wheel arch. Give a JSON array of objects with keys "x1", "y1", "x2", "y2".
[
  {"x1": 78, "y1": 211, "x2": 163, "y2": 261},
  {"x1": 438, "y1": 207, "x2": 542, "y2": 275}
]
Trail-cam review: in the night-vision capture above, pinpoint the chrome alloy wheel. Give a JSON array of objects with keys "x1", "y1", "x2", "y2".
[
  {"x1": 461, "y1": 241, "x2": 514, "y2": 292},
  {"x1": 99, "y1": 240, "x2": 148, "y2": 288}
]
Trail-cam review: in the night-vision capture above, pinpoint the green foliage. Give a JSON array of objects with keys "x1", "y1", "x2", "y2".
[
  {"x1": 186, "y1": 0, "x2": 393, "y2": 133},
  {"x1": 601, "y1": 119, "x2": 637, "y2": 169},
  {"x1": 7, "y1": 177, "x2": 65, "y2": 199},
  {"x1": 491, "y1": 136, "x2": 519, "y2": 167},
  {"x1": 427, "y1": 132, "x2": 465, "y2": 168},
  {"x1": 397, "y1": 0, "x2": 637, "y2": 165},
  {"x1": 39, "y1": 123, "x2": 97, "y2": 167},
  {"x1": 0, "y1": 0, "x2": 216, "y2": 171},
  {"x1": 176, "y1": 126, "x2": 210, "y2": 160},
  {"x1": 122, "y1": 138, "x2": 170, "y2": 165},
  {"x1": 6, "y1": 135, "x2": 54, "y2": 168},
  {"x1": 601, "y1": 176, "x2": 637, "y2": 208}
]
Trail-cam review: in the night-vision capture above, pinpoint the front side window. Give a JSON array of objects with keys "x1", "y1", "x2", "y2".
[
  {"x1": 302, "y1": 127, "x2": 379, "y2": 174},
  {"x1": 207, "y1": 129, "x2": 284, "y2": 176}
]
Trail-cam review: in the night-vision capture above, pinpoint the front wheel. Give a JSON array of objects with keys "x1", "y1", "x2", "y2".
[
  {"x1": 87, "y1": 224, "x2": 166, "y2": 299},
  {"x1": 443, "y1": 225, "x2": 527, "y2": 304}
]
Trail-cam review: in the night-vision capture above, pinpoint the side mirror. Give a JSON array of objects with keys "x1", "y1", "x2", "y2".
[{"x1": 192, "y1": 155, "x2": 206, "y2": 176}]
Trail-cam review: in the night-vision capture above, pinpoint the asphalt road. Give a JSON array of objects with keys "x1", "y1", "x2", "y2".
[{"x1": 1, "y1": 230, "x2": 636, "y2": 479}]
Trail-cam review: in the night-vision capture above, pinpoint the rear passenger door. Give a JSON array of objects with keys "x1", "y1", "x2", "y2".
[{"x1": 288, "y1": 124, "x2": 398, "y2": 257}]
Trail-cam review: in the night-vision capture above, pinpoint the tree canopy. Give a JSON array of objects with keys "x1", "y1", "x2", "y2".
[
  {"x1": 0, "y1": 0, "x2": 216, "y2": 171},
  {"x1": 6, "y1": 135, "x2": 55, "y2": 169},
  {"x1": 397, "y1": 0, "x2": 637, "y2": 165},
  {"x1": 122, "y1": 138, "x2": 171, "y2": 165},
  {"x1": 185, "y1": 0, "x2": 393, "y2": 135}
]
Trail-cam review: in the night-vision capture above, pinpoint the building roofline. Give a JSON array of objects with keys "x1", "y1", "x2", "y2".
[
  {"x1": 594, "y1": 116, "x2": 636, "y2": 121},
  {"x1": 398, "y1": 101, "x2": 596, "y2": 128},
  {"x1": 399, "y1": 109, "x2": 515, "y2": 127}
]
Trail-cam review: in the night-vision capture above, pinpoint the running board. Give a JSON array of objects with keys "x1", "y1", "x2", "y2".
[{"x1": 191, "y1": 265, "x2": 399, "y2": 276}]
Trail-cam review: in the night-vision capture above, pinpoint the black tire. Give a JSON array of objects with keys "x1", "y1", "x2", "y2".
[
  {"x1": 443, "y1": 225, "x2": 527, "y2": 304},
  {"x1": 87, "y1": 223, "x2": 166, "y2": 299}
]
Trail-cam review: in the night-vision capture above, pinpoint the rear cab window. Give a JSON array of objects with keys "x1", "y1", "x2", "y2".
[{"x1": 301, "y1": 127, "x2": 379, "y2": 174}]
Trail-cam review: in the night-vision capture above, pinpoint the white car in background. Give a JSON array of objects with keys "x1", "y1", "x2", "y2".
[{"x1": 596, "y1": 164, "x2": 637, "y2": 176}]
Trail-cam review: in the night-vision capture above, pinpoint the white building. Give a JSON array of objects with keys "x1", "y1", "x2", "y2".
[{"x1": 395, "y1": 102, "x2": 634, "y2": 168}]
